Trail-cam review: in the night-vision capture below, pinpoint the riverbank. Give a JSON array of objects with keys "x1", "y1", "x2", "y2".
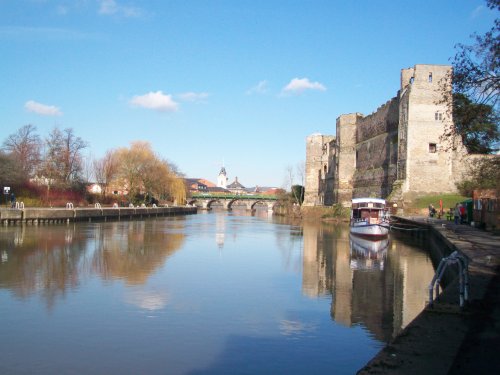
[
  {"x1": 0, "y1": 206, "x2": 197, "y2": 225},
  {"x1": 357, "y1": 217, "x2": 500, "y2": 374}
]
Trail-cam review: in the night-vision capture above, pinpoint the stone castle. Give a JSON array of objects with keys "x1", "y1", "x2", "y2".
[{"x1": 304, "y1": 64, "x2": 470, "y2": 207}]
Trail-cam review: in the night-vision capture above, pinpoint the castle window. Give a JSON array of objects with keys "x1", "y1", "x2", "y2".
[
  {"x1": 435, "y1": 112, "x2": 443, "y2": 121},
  {"x1": 428, "y1": 72, "x2": 433, "y2": 83},
  {"x1": 409, "y1": 77, "x2": 414, "y2": 84},
  {"x1": 429, "y1": 143, "x2": 437, "y2": 153}
]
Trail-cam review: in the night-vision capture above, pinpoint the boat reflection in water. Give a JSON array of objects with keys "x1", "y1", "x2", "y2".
[{"x1": 349, "y1": 234, "x2": 389, "y2": 271}]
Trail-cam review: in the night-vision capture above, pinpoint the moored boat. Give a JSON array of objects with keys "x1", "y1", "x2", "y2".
[
  {"x1": 350, "y1": 198, "x2": 390, "y2": 238},
  {"x1": 349, "y1": 234, "x2": 389, "y2": 270}
]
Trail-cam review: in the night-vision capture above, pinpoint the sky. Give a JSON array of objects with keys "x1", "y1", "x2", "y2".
[{"x1": 0, "y1": 0, "x2": 497, "y2": 188}]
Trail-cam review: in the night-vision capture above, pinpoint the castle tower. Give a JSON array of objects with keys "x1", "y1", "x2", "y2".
[
  {"x1": 397, "y1": 64, "x2": 462, "y2": 198},
  {"x1": 217, "y1": 166, "x2": 228, "y2": 189},
  {"x1": 303, "y1": 134, "x2": 335, "y2": 206},
  {"x1": 335, "y1": 113, "x2": 362, "y2": 207}
]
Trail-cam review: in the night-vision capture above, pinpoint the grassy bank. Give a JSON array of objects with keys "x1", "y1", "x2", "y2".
[
  {"x1": 414, "y1": 194, "x2": 469, "y2": 209},
  {"x1": 301, "y1": 205, "x2": 349, "y2": 222}
]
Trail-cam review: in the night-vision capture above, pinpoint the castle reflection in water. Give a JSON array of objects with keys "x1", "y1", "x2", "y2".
[
  {"x1": 0, "y1": 214, "x2": 434, "y2": 343},
  {"x1": 301, "y1": 221, "x2": 434, "y2": 341}
]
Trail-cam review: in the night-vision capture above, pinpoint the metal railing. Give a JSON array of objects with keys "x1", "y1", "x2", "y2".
[
  {"x1": 190, "y1": 193, "x2": 278, "y2": 200},
  {"x1": 428, "y1": 251, "x2": 469, "y2": 308}
]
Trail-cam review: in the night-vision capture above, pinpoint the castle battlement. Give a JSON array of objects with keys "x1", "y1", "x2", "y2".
[{"x1": 304, "y1": 64, "x2": 469, "y2": 207}]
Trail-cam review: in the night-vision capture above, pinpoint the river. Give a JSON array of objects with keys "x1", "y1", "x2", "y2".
[{"x1": 0, "y1": 209, "x2": 434, "y2": 374}]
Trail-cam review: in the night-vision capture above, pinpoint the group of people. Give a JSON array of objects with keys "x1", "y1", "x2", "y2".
[{"x1": 428, "y1": 201, "x2": 467, "y2": 225}]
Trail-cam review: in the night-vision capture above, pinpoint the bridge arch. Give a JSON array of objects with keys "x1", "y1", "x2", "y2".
[
  {"x1": 250, "y1": 200, "x2": 276, "y2": 212},
  {"x1": 188, "y1": 194, "x2": 278, "y2": 211}
]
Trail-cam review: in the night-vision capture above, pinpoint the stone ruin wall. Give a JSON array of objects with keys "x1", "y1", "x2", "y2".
[{"x1": 352, "y1": 97, "x2": 400, "y2": 198}]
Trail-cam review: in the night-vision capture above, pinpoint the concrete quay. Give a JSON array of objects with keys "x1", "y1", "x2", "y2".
[
  {"x1": 358, "y1": 217, "x2": 500, "y2": 374},
  {"x1": 0, "y1": 206, "x2": 197, "y2": 225}
]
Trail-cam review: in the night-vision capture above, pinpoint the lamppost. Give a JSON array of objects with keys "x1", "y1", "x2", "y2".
[{"x1": 3, "y1": 186, "x2": 10, "y2": 208}]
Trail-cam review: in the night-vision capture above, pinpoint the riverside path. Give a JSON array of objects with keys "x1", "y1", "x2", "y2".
[{"x1": 358, "y1": 216, "x2": 500, "y2": 374}]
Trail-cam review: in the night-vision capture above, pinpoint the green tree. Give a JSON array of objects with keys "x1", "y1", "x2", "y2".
[
  {"x1": 457, "y1": 157, "x2": 500, "y2": 196},
  {"x1": 291, "y1": 185, "x2": 304, "y2": 205},
  {"x1": 445, "y1": 0, "x2": 499, "y2": 153},
  {"x1": 453, "y1": 93, "x2": 499, "y2": 153}
]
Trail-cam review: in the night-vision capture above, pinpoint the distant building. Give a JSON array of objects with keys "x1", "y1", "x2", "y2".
[
  {"x1": 473, "y1": 189, "x2": 499, "y2": 232},
  {"x1": 185, "y1": 178, "x2": 209, "y2": 193},
  {"x1": 227, "y1": 177, "x2": 246, "y2": 194},
  {"x1": 87, "y1": 183, "x2": 103, "y2": 195},
  {"x1": 217, "y1": 167, "x2": 228, "y2": 189}
]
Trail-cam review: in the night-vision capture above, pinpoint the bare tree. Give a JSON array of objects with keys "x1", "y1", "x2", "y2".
[
  {"x1": 41, "y1": 127, "x2": 88, "y2": 187},
  {"x1": 60, "y1": 128, "x2": 88, "y2": 183},
  {"x1": 2, "y1": 124, "x2": 41, "y2": 180},
  {"x1": 93, "y1": 150, "x2": 118, "y2": 197}
]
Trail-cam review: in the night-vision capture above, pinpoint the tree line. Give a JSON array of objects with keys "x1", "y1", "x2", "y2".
[
  {"x1": 0, "y1": 124, "x2": 186, "y2": 206},
  {"x1": 446, "y1": 0, "x2": 499, "y2": 195}
]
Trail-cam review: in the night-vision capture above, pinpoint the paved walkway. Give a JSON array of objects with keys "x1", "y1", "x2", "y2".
[{"x1": 358, "y1": 218, "x2": 500, "y2": 374}]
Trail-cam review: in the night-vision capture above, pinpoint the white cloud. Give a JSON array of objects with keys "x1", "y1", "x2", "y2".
[
  {"x1": 246, "y1": 80, "x2": 269, "y2": 95},
  {"x1": 24, "y1": 100, "x2": 62, "y2": 116},
  {"x1": 130, "y1": 91, "x2": 179, "y2": 112},
  {"x1": 98, "y1": 0, "x2": 142, "y2": 18},
  {"x1": 125, "y1": 290, "x2": 168, "y2": 311},
  {"x1": 282, "y1": 78, "x2": 326, "y2": 94},
  {"x1": 471, "y1": 5, "x2": 485, "y2": 18},
  {"x1": 177, "y1": 92, "x2": 209, "y2": 102}
]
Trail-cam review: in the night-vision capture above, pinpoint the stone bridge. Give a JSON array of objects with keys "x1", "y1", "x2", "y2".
[{"x1": 188, "y1": 193, "x2": 279, "y2": 211}]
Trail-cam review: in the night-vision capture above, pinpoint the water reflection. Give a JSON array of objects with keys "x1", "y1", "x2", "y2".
[
  {"x1": 0, "y1": 213, "x2": 435, "y2": 374},
  {"x1": 91, "y1": 220, "x2": 185, "y2": 285},
  {"x1": 0, "y1": 219, "x2": 185, "y2": 309},
  {"x1": 349, "y1": 235, "x2": 388, "y2": 270},
  {"x1": 301, "y1": 222, "x2": 434, "y2": 341}
]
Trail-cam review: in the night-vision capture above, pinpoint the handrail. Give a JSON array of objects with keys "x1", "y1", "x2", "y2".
[
  {"x1": 428, "y1": 251, "x2": 469, "y2": 308},
  {"x1": 191, "y1": 193, "x2": 278, "y2": 200}
]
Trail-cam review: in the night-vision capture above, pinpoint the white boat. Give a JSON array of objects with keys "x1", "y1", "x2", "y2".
[
  {"x1": 349, "y1": 234, "x2": 388, "y2": 270},
  {"x1": 350, "y1": 198, "x2": 390, "y2": 238},
  {"x1": 349, "y1": 234, "x2": 389, "y2": 255}
]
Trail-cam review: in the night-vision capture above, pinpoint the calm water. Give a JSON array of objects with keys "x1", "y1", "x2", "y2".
[{"x1": 0, "y1": 210, "x2": 434, "y2": 374}]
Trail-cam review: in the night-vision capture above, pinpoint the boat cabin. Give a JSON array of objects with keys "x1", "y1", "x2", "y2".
[{"x1": 351, "y1": 198, "x2": 387, "y2": 225}]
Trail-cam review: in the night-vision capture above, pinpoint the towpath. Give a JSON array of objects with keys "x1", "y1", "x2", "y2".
[{"x1": 358, "y1": 217, "x2": 500, "y2": 374}]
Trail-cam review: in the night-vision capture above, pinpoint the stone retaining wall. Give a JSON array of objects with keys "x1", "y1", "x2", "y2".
[{"x1": 0, "y1": 206, "x2": 197, "y2": 225}]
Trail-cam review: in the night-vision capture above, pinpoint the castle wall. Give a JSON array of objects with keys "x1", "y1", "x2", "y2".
[
  {"x1": 303, "y1": 134, "x2": 335, "y2": 206},
  {"x1": 304, "y1": 64, "x2": 471, "y2": 207},
  {"x1": 335, "y1": 114, "x2": 360, "y2": 206},
  {"x1": 352, "y1": 97, "x2": 400, "y2": 198}
]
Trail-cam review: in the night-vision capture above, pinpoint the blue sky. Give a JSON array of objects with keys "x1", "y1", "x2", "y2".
[{"x1": 0, "y1": 0, "x2": 496, "y2": 187}]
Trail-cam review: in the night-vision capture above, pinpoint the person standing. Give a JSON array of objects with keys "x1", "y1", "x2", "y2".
[
  {"x1": 459, "y1": 203, "x2": 466, "y2": 224},
  {"x1": 454, "y1": 203, "x2": 460, "y2": 225},
  {"x1": 428, "y1": 204, "x2": 436, "y2": 217}
]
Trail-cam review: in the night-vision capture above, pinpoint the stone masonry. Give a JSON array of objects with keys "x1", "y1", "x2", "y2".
[{"x1": 304, "y1": 64, "x2": 470, "y2": 207}]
